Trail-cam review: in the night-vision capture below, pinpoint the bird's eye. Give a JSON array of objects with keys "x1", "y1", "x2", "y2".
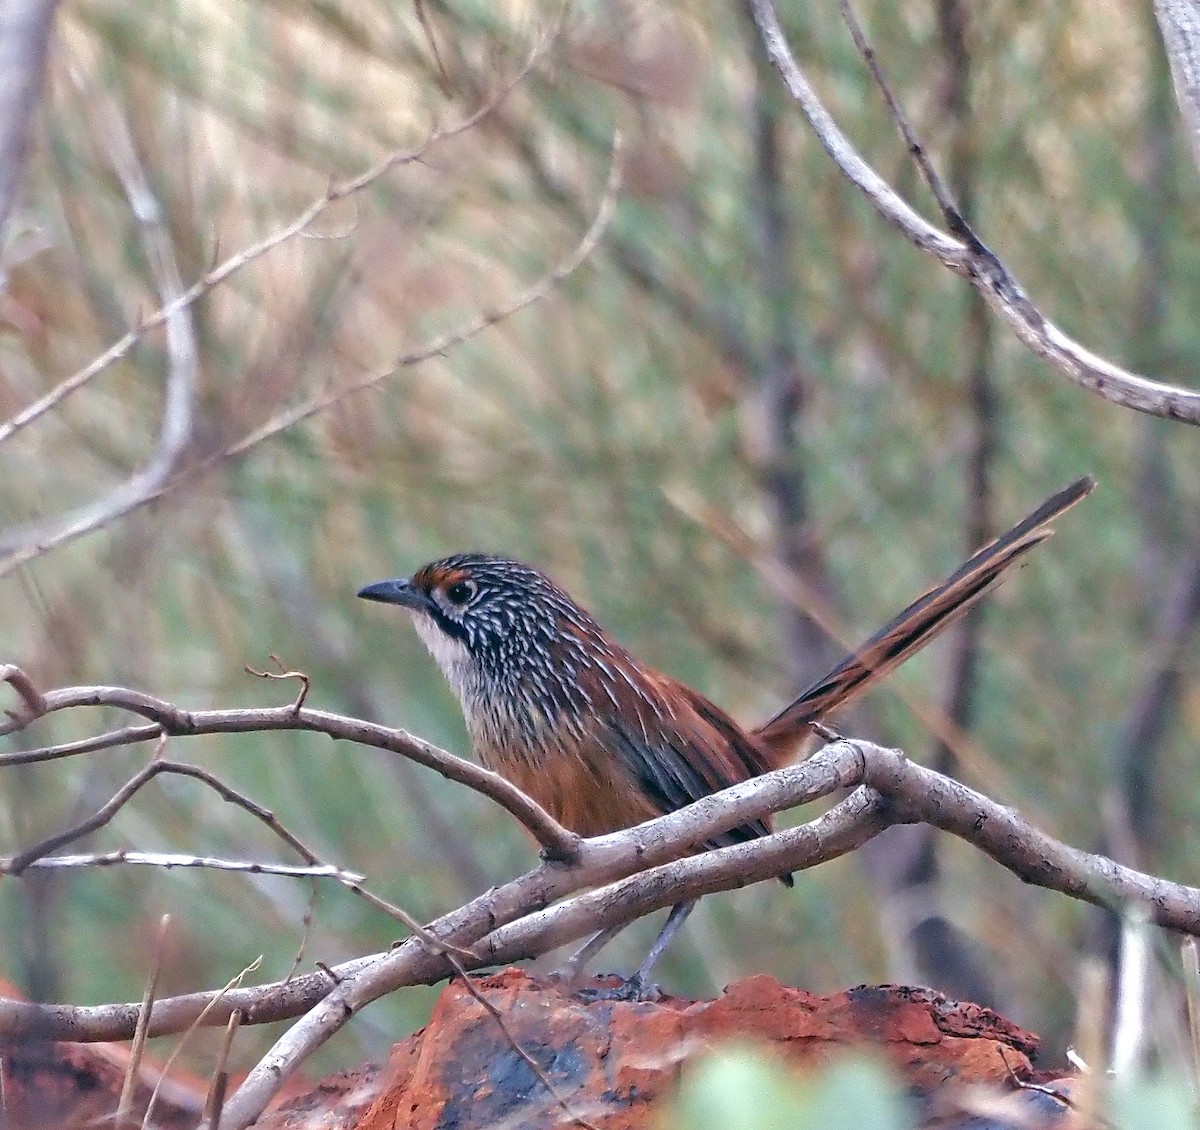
[{"x1": 444, "y1": 579, "x2": 477, "y2": 606}]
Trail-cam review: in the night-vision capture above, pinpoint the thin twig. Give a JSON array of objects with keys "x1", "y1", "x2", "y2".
[
  {"x1": 13, "y1": 851, "x2": 365, "y2": 880},
  {"x1": 143, "y1": 958, "x2": 262, "y2": 1130},
  {"x1": 244, "y1": 656, "x2": 310, "y2": 713},
  {"x1": 118, "y1": 913, "x2": 170, "y2": 1127},
  {"x1": 0, "y1": 723, "x2": 163, "y2": 766},
  {"x1": 996, "y1": 1046, "x2": 1077, "y2": 1111},
  {"x1": 835, "y1": 0, "x2": 965, "y2": 235},
  {"x1": 200, "y1": 1010, "x2": 242, "y2": 1130},
  {"x1": 284, "y1": 880, "x2": 319, "y2": 984}
]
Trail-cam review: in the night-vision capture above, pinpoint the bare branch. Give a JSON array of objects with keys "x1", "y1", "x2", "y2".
[
  {"x1": 0, "y1": 684, "x2": 583, "y2": 860},
  {"x1": 3, "y1": 758, "x2": 338, "y2": 875},
  {"x1": 0, "y1": 723, "x2": 162, "y2": 766},
  {"x1": 747, "y1": 0, "x2": 1200, "y2": 424},
  {"x1": 858, "y1": 743, "x2": 1200, "y2": 925},
  {"x1": 15, "y1": 851, "x2": 364, "y2": 881},
  {"x1": 0, "y1": 0, "x2": 61, "y2": 249}
]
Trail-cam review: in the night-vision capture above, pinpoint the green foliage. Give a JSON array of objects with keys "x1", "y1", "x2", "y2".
[{"x1": 666, "y1": 1049, "x2": 911, "y2": 1130}]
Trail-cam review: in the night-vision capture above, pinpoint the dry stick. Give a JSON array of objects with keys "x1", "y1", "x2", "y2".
[
  {"x1": 746, "y1": 0, "x2": 1200, "y2": 424},
  {"x1": 117, "y1": 914, "x2": 170, "y2": 1127},
  {"x1": 284, "y1": 877, "x2": 319, "y2": 984},
  {"x1": 245, "y1": 657, "x2": 310, "y2": 712},
  {"x1": 16, "y1": 850, "x2": 365, "y2": 879},
  {"x1": 201, "y1": 1010, "x2": 242, "y2": 1130},
  {"x1": 0, "y1": 724, "x2": 163, "y2": 766},
  {"x1": 835, "y1": 0, "x2": 962, "y2": 233},
  {"x1": 142, "y1": 957, "x2": 262, "y2": 1130},
  {"x1": 996, "y1": 1047, "x2": 1076, "y2": 1112},
  {"x1": 0, "y1": 35, "x2": 547, "y2": 451}
]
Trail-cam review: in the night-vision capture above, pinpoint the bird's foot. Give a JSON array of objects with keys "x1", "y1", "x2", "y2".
[{"x1": 571, "y1": 972, "x2": 662, "y2": 1004}]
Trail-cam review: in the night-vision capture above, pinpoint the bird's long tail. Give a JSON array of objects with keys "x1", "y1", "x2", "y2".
[{"x1": 753, "y1": 476, "x2": 1095, "y2": 763}]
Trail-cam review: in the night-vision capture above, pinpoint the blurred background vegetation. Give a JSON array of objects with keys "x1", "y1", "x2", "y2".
[{"x1": 1, "y1": 0, "x2": 1199, "y2": 1083}]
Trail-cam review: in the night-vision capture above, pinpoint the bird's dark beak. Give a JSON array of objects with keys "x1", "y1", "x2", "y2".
[{"x1": 357, "y1": 577, "x2": 431, "y2": 613}]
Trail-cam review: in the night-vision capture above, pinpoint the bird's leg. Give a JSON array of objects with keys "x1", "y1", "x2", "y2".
[
  {"x1": 562, "y1": 901, "x2": 697, "y2": 1001},
  {"x1": 629, "y1": 900, "x2": 695, "y2": 991},
  {"x1": 557, "y1": 923, "x2": 624, "y2": 984}
]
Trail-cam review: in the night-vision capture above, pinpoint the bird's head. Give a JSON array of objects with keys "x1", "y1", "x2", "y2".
[{"x1": 357, "y1": 553, "x2": 599, "y2": 706}]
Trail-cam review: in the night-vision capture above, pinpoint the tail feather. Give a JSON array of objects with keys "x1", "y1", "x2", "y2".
[{"x1": 753, "y1": 476, "x2": 1095, "y2": 761}]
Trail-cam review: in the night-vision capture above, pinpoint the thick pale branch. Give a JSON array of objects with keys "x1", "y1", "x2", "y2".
[
  {"x1": 478, "y1": 786, "x2": 887, "y2": 965},
  {"x1": 861, "y1": 744, "x2": 1200, "y2": 930},
  {"x1": 0, "y1": 744, "x2": 865, "y2": 1048},
  {"x1": 1155, "y1": 0, "x2": 1200, "y2": 174},
  {"x1": 747, "y1": 0, "x2": 1200, "y2": 424}
]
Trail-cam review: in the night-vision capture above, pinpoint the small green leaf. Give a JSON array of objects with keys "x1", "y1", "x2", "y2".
[{"x1": 667, "y1": 1046, "x2": 912, "y2": 1130}]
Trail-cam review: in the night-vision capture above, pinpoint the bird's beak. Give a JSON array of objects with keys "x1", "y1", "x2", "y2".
[{"x1": 356, "y1": 577, "x2": 431, "y2": 613}]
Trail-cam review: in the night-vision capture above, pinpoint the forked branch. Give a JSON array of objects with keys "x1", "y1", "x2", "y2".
[{"x1": 747, "y1": 0, "x2": 1200, "y2": 424}]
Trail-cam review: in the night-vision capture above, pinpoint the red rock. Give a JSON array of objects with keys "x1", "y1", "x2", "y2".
[{"x1": 310, "y1": 971, "x2": 1045, "y2": 1130}]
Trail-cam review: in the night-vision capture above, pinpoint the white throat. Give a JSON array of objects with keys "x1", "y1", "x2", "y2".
[{"x1": 410, "y1": 611, "x2": 474, "y2": 701}]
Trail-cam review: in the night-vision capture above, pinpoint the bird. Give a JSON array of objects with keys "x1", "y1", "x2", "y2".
[{"x1": 358, "y1": 476, "x2": 1093, "y2": 992}]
